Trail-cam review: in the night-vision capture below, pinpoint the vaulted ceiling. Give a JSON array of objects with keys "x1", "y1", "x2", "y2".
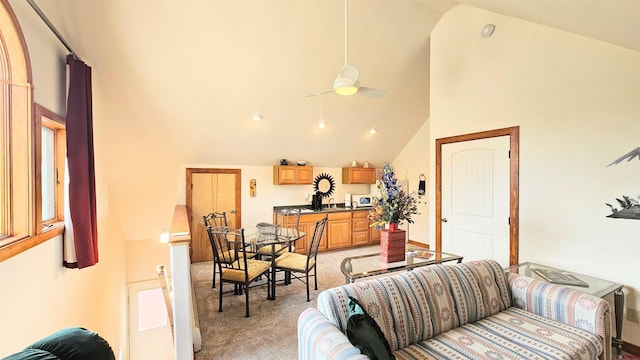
[{"x1": 28, "y1": 0, "x2": 640, "y2": 168}]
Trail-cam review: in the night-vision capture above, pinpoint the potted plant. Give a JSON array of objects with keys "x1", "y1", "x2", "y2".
[{"x1": 369, "y1": 163, "x2": 419, "y2": 231}]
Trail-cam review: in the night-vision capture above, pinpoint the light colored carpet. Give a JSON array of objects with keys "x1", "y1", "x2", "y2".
[
  {"x1": 192, "y1": 246, "x2": 627, "y2": 360},
  {"x1": 192, "y1": 245, "x2": 383, "y2": 360}
]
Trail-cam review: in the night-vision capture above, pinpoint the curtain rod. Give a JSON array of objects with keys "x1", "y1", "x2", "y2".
[{"x1": 26, "y1": 0, "x2": 82, "y2": 62}]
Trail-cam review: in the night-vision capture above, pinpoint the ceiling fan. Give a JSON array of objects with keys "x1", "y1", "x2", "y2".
[{"x1": 306, "y1": 0, "x2": 386, "y2": 98}]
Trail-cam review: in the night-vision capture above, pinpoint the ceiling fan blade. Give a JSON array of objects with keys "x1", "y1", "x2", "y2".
[
  {"x1": 305, "y1": 89, "x2": 335, "y2": 97},
  {"x1": 358, "y1": 87, "x2": 387, "y2": 97}
]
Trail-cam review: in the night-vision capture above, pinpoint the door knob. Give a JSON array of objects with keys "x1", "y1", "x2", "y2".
[
  {"x1": 441, "y1": 218, "x2": 448, "y2": 223},
  {"x1": 229, "y1": 210, "x2": 237, "y2": 214}
]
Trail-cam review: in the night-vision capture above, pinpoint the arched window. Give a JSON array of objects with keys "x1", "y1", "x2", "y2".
[{"x1": 0, "y1": 0, "x2": 64, "y2": 261}]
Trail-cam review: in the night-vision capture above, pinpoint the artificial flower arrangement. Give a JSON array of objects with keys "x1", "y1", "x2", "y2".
[{"x1": 368, "y1": 163, "x2": 419, "y2": 229}]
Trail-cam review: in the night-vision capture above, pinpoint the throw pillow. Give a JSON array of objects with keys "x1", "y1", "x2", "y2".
[{"x1": 346, "y1": 296, "x2": 395, "y2": 360}]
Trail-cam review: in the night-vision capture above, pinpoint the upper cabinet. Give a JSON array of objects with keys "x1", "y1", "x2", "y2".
[
  {"x1": 273, "y1": 165, "x2": 313, "y2": 185},
  {"x1": 342, "y1": 167, "x2": 376, "y2": 184}
]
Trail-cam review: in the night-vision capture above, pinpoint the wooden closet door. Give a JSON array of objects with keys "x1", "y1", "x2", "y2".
[{"x1": 187, "y1": 169, "x2": 241, "y2": 263}]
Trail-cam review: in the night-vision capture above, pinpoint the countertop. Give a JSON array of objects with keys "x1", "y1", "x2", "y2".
[{"x1": 273, "y1": 204, "x2": 372, "y2": 214}]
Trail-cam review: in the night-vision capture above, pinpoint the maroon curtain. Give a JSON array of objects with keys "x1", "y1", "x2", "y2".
[{"x1": 64, "y1": 54, "x2": 98, "y2": 269}]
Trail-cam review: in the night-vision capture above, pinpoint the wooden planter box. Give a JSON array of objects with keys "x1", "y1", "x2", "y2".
[{"x1": 380, "y1": 229, "x2": 405, "y2": 263}]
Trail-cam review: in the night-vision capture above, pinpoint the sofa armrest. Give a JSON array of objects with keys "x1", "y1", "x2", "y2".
[
  {"x1": 298, "y1": 308, "x2": 369, "y2": 360},
  {"x1": 508, "y1": 273, "x2": 611, "y2": 360},
  {"x1": 3, "y1": 327, "x2": 114, "y2": 360}
]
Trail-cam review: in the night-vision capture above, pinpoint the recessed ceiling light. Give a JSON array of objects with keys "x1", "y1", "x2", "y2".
[
  {"x1": 251, "y1": 112, "x2": 263, "y2": 122},
  {"x1": 318, "y1": 121, "x2": 327, "y2": 129},
  {"x1": 369, "y1": 127, "x2": 378, "y2": 134}
]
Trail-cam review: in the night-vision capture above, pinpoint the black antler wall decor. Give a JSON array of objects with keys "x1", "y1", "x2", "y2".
[
  {"x1": 605, "y1": 146, "x2": 640, "y2": 220},
  {"x1": 607, "y1": 147, "x2": 640, "y2": 167}
]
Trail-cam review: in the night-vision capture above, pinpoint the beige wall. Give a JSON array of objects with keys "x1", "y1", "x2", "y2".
[
  {"x1": 391, "y1": 120, "x2": 430, "y2": 244},
  {"x1": 0, "y1": 0, "x2": 127, "y2": 357},
  {"x1": 177, "y1": 164, "x2": 373, "y2": 227},
  {"x1": 430, "y1": 5, "x2": 640, "y2": 341}
]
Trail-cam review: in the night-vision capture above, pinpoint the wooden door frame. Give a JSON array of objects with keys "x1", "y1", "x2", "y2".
[
  {"x1": 185, "y1": 168, "x2": 242, "y2": 230},
  {"x1": 435, "y1": 126, "x2": 520, "y2": 265}
]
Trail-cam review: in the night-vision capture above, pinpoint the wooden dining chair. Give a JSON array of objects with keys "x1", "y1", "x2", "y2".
[
  {"x1": 206, "y1": 225, "x2": 272, "y2": 317},
  {"x1": 274, "y1": 217, "x2": 327, "y2": 301}
]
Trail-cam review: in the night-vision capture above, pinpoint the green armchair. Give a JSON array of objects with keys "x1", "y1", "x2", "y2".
[{"x1": 2, "y1": 327, "x2": 114, "y2": 360}]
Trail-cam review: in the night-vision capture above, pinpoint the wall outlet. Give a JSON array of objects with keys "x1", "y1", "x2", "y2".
[{"x1": 627, "y1": 307, "x2": 640, "y2": 324}]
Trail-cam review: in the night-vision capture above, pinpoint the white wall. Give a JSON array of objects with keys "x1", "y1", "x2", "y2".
[
  {"x1": 430, "y1": 5, "x2": 640, "y2": 342},
  {"x1": 0, "y1": 1, "x2": 127, "y2": 357}
]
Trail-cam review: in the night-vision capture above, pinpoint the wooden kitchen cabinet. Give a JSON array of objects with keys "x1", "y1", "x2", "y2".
[
  {"x1": 298, "y1": 213, "x2": 328, "y2": 253},
  {"x1": 370, "y1": 227, "x2": 381, "y2": 243},
  {"x1": 275, "y1": 212, "x2": 327, "y2": 253},
  {"x1": 273, "y1": 208, "x2": 378, "y2": 252},
  {"x1": 342, "y1": 167, "x2": 376, "y2": 184},
  {"x1": 273, "y1": 165, "x2": 313, "y2": 185},
  {"x1": 296, "y1": 167, "x2": 313, "y2": 183},
  {"x1": 326, "y1": 212, "x2": 352, "y2": 249},
  {"x1": 351, "y1": 210, "x2": 370, "y2": 245}
]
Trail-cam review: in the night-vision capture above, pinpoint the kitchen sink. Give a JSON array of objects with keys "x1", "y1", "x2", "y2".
[{"x1": 321, "y1": 207, "x2": 348, "y2": 212}]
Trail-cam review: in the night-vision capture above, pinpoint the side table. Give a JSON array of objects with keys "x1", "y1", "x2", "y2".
[{"x1": 508, "y1": 262, "x2": 624, "y2": 356}]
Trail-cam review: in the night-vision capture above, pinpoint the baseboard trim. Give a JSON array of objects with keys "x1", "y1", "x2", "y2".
[
  {"x1": 623, "y1": 340, "x2": 640, "y2": 355},
  {"x1": 408, "y1": 240, "x2": 429, "y2": 249}
]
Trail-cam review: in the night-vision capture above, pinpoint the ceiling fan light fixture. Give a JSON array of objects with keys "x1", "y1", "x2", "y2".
[
  {"x1": 335, "y1": 85, "x2": 358, "y2": 96},
  {"x1": 334, "y1": 77, "x2": 359, "y2": 96}
]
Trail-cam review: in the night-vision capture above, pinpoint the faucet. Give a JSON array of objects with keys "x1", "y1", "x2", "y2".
[{"x1": 328, "y1": 198, "x2": 335, "y2": 209}]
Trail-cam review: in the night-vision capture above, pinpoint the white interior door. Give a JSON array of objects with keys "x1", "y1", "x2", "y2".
[
  {"x1": 128, "y1": 280, "x2": 174, "y2": 360},
  {"x1": 441, "y1": 136, "x2": 510, "y2": 266}
]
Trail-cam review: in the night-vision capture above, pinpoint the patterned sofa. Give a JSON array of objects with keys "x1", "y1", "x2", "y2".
[{"x1": 298, "y1": 260, "x2": 611, "y2": 360}]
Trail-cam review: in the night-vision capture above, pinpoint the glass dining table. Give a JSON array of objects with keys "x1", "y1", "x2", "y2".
[{"x1": 244, "y1": 226, "x2": 306, "y2": 300}]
